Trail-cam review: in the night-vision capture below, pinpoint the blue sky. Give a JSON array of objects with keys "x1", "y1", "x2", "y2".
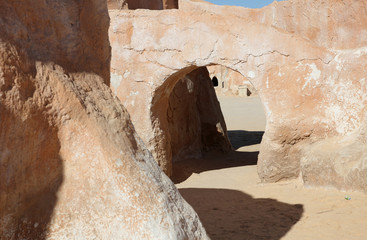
[{"x1": 205, "y1": 0, "x2": 287, "y2": 9}]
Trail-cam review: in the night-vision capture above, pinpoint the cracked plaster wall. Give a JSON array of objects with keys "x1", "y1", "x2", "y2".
[{"x1": 109, "y1": 0, "x2": 367, "y2": 192}]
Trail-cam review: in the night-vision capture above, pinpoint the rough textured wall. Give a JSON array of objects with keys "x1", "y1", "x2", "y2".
[
  {"x1": 0, "y1": 0, "x2": 111, "y2": 84},
  {"x1": 108, "y1": 0, "x2": 178, "y2": 9},
  {"x1": 181, "y1": 0, "x2": 367, "y2": 50},
  {"x1": 248, "y1": 0, "x2": 367, "y2": 50},
  {"x1": 0, "y1": 0, "x2": 208, "y2": 239},
  {"x1": 109, "y1": 0, "x2": 367, "y2": 193},
  {"x1": 207, "y1": 65, "x2": 257, "y2": 97},
  {"x1": 168, "y1": 67, "x2": 231, "y2": 163}
]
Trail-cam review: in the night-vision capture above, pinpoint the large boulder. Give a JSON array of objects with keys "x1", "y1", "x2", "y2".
[
  {"x1": 167, "y1": 67, "x2": 231, "y2": 165},
  {"x1": 146, "y1": 66, "x2": 231, "y2": 175},
  {"x1": 0, "y1": 0, "x2": 207, "y2": 239},
  {"x1": 109, "y1": 0, "x2": 367, "y2": 192}
]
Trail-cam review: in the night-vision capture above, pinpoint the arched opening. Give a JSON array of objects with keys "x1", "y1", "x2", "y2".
[
  {"x1": 150, "y1": 64, "x2": 266, "y2": 180},
  {"x1": 207, "y1": 65, "x2": 265, "y2": 158},
  {"x1": 150, "y1": 65, "x2": 303, "y2": 239}
]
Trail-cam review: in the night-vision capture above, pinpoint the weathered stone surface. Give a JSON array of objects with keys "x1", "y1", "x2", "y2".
[
  {"x1": 168, "y1": 67, "x2": 231, "y2": 163},
  {"x1": 181, "y1": 0, "x2": 367, "y2": 50},
  {"x1": 107, "y1": 0, "x2": 178, "y2": 9},
  {"x1": 109, "y1": 0, "x2": 367, "y2": 192},
  {"x1": 207, "y1": 65, "x2": 257, "y2": 97},
  {"x1": 147, "y1": 66, "x2": 231, "y2": 175},
  {"x1": 247, "y1": 0, "x2": 367, "y2": 50},
  {"x1": 0, "y1": 0, "x2": 208, "y2": 239}
]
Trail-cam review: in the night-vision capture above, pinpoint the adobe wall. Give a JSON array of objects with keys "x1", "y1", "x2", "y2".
[{"x1": 109, "y1": 0, "x2": 367, "y2": 192}]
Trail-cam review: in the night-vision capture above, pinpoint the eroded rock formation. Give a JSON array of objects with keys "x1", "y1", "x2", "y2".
[
  {"x1": 146, "y1": 66, "x2": 231, "y2": 175},
  {"x1": 109, "y1": 0, "x2": 367, "y2": 192},
  {"x1": 168, "y1": 67, "x2": 231, "y2": 163},
  {"x1": 0, "y1": 0, "x2": 207, "y2": 239}
]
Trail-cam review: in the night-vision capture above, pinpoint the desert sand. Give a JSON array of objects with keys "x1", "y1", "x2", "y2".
[{"x1": 175, "y1": 96, "x2": 367, "y2": 240}]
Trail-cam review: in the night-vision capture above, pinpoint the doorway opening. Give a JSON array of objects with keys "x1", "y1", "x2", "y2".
[
  {"x1": 157, "y1": 65, "x2": 266, "y2": 183},
  {"x1": 207, "y1": 65, "x2": 265, "y2": 158}
]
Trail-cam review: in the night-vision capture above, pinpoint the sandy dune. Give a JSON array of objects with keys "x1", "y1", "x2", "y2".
[{"x1": 175, "y1": 96, "x2": 367, "y2": 240}]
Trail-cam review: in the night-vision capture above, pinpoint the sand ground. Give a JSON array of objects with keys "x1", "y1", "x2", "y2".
[{"x1": 175, "y1": 96, "x2": 367, "y2": 240}]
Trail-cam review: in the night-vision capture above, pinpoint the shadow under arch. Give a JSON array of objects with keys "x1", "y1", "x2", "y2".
[{"x1": 150, "y1": 63, "x2": 267, "y2": 177}]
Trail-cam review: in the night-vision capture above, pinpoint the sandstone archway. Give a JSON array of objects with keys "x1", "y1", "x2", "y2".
[
  {"x1": 109, "y1": 7, "x2": 333, "y2": 179},
  {"x1": 109, "y1": 1, "x2": 367, "y2": 192},
  {"x1": 150, "y1": 64, "x2": 265, "y2": 178}
]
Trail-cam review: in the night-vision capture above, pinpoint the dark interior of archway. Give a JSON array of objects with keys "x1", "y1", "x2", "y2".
[{"x1": 168, "y1": 66, "x2": 265, "y2": 184}]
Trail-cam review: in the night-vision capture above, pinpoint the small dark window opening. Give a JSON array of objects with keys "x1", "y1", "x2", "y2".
[
  {"x1": 247, "y1": 88, "x2": 252, "y2": 96},
  {"x1": 222, "y1": 81, "x2": 224, "y2": 88},
  {"x1": 212, "y1": 76, "x2": 218, "y2": 87}
]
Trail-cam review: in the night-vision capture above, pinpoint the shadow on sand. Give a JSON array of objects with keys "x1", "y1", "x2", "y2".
[
  {"x1": 227, "y1": 130, "x2": 264, "y2": 150},
  {"x1": 172, "y1": 130, "x2": 264, "y2": 183},
  {"x1": 172, "y1": 151, "x2": 258, "y2": 183},
  {"x1": 179, "y1": 188, "x2": 303, "y2": 240}
]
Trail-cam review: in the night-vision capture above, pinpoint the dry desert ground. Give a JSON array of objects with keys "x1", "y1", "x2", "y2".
[{"x1": 175, "y1": 96, "x2": 367, "y2": 240}]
